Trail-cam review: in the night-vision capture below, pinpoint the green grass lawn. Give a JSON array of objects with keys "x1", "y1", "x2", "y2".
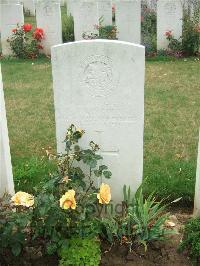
[{"x1": 1, "y1": 57, "x2": 199, "y2": 204}]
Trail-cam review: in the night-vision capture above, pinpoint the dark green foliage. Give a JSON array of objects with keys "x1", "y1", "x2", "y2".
[
  {"x1": 59, "y1": 237, "x2": 101, "y2": 266},
  {"x1": 179, "y1": 217, "x2": 200, "y2": 264},
  {"x1": 0, "y1": 195, "x2": 32, "y2": 256},
  {"x1": 141, "y1": 5, "x2": 157, "y2": 53},
  {"x1": 62, "y1": 15, "x2": 74, "y2": 43},
  {"x1": 182, "y1": 8, "x2": 200, "y2": 56}
]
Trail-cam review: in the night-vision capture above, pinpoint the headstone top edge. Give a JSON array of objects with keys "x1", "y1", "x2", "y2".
[{"x1": 51, "y1": 40, "x2": 145, "y2": 52}]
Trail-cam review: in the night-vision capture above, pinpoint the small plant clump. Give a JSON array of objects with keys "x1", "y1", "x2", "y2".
[
  {"x1": 59, "y1": 237, "x2": 101, "y2": 266},
  {"x1": 179, "y1": 217, "x2": 200, "y2": 265},
  {"x1": 8, "y1": 23, "x2": 44, "y2": 59},
  {"x1": 100, "y1": 186, "x2": 176, "y2": 251}
]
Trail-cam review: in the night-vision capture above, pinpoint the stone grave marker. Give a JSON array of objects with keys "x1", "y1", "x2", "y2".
[
  {"x1": 73, "y1": 0, "x2": 99, "y2": 40},
  {"x1": 194, "y1": 129, "x2": 200, "y2": 217},
  {"x1": 51, "y1": 40, "x2": 145, "y2": 203},
  {"x1": 23, "y1": 0, "x2": 36, "y2": 16},
  {"x1": 115, "y1": 0, "x2": 141, "y2": 44},
  {"x1": 0, "y1": 65, "x2": 15, "y2": 197},
  {"x1": 157, "y1": 0, "x2": 183, "y2": 50},
  {"x1": 36, "y1": 0, "x2": 62, "y2": 55},
  {"x1": 66, "y1": 0, "x2": 74, "y2": 16},
  {"x1": 0, "y1": 3, "x2": 24, "y2": 55},
  {"x1": 97, "y1": 0, "x2": 112, "y2": 26}
]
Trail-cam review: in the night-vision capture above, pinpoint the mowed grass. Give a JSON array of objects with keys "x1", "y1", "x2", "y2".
[{"x1": 1, "y1": 57, "x2": 200, "y2": 204}]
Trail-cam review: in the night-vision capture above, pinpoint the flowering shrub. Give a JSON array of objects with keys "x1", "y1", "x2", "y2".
[
  {"x1": 165, "y1": 4, "x2": 200, "y2": 56},
  {"x1": 83, "y1": 20, "x2": 117, "y2": 40},
  {"x1": 0, "y1": 124, "x2": 112, "y2": 259},
  {"x1": 7, "y1": 23, "x2": 44, "y2": 59},
  {"x1": 165, "y1": 30, "x2": 182, "y2": 54}
]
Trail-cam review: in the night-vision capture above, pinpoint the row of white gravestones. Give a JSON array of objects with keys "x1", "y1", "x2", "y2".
[
  {"x1": 0, "y1": 3, "x2": 24, "y2": 55},
  {"x1": 0, "y1": 0, "x2": 183, "y2": 55},
  {"x1": 70, "y1": 0, "x2": 183, "y2": 48},
  {"x1": 157, "y1": 0, "x2": 183, "y2": 50},
  {"x1": 35, "y1": 0, "x2": 62, "y2": 55},
  {"x1": 51, "y1": 40, "x2": 145, "y2": 203},
  {"x1": 72, "y1": 0, "x2": 141, "y2": 43},
  {"x1": 0, "y1": 65, "x2": 15, "y2": 197}
]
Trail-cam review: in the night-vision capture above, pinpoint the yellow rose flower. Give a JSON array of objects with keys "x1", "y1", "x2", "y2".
[
  {"x1": 11, "y1": 191, "x2": 34, "y2": 207},
  {"x1": 60, "y1": 189, "x2": 76, "y2": 210},
  {"x1": 97, "y1": 183, "x2": 111, "y2": 204}
]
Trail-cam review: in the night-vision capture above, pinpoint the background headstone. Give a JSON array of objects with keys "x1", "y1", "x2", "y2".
[
  {"x1": 36, "y1": 0, "x2": 62, "y2": 55},
  {"x1": 0, "y1": 0, "x2": 20, "y2": 3},
  {"x1": 73, "y1": 0, "x2": 99, "y2": 40},
  {"x1": 66, "y1": 0, "x2": 74, "y2": 16},
  {"x1": 98, "y1": 0, "x2": 112, "y2": 26},
  {"x1": 115, "y1": 0, "x2": 141, "y2": 44},
  {"x1": 0, "y1": 65, "x2": 15, "y2": 197},
  {"x1": 51, "y1": 40, "x2": 145, "y2": 203},
  {"x1": 60, "y1": 0, "x2": 65, "y2": 6},
  {"x1": 23, "y1": 0, "x2": 36, "y2": 16},
  {"x1": 194, "y1": 129, "x2": 200, "y2": 217},
  {"x1": 157, "y1": 0, "x2": 183, "y2": 50},
  {"x1": 0, "y1": 3, "x2": 24, "y2": 55}
]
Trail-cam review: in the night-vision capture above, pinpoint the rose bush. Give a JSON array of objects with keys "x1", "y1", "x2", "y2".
[
  {"x1": 0, "y1": 124, "x2": 113, "y2": 259},
  {"x1": 7, "y1": 24, "x2": 44, "y2": 59},
  {"x1": 165, "y1": 3, "x2": 200, "y2": 56}
]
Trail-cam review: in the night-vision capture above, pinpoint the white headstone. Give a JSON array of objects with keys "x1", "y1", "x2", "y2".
[
  {"x1": 36, "y1": 0, "x2": 62, "y2": 55},
  {"x1": 98, "y1": 0, "x2": 112, "y2": 26},
  {"x1": 73, "y1": 0, "x2": 99, "y2": 41},
  {"x1": 115, "y1": 0, "x2": 141, "y2": 44},
  {"x1": 157, "y1": 0, "x2": 183, "y2": 50},
  {"x1": 60, "y1": 0, "x2": 65, "y2": 6},
  {"x1": 51, "y1": 40, "x2": 145, "y2": 203},
  {"x1": 23, "y1": 0, "x2": 36, "y2": 16},
  {"x1": 66, "y1": 0, "x2": 74, "y2": 16},
  {"x1": 0, "y1": 0, "x2": 20, "y2": 3},
  {"x1": 194, "y1": 129, "x2": 200, "y2": 217},
  {"x1": 0, "y1": 3, "x2": 24, "y2": 55},
  {"x1": 0, "y1": 65, "x2": 15, "y2": 197}
]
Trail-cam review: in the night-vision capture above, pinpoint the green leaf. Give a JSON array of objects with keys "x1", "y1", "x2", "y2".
[
  {"x1": 11, "y1": 243, "x2": 22, "y2": 256},
  {"x1": 103, "y1": 171, "x2": 112, "y2": 179}
]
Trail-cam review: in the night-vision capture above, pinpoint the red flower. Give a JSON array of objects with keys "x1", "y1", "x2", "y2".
[
  {"x1": 12, "y1": 28, "x2": 17, "y2": 33},
  {"x1": 22, "y1": 23, "x2": 32, "y2": 32},
  {"x1": 112, "y1": 4, "x2": 115, "y2": 12},
  {"x1": 33, "y1": 28, "x2": 44, "y2": 40},
  {"x1": 165, "y1": 30, "x2": 172, "y2": 37}
]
